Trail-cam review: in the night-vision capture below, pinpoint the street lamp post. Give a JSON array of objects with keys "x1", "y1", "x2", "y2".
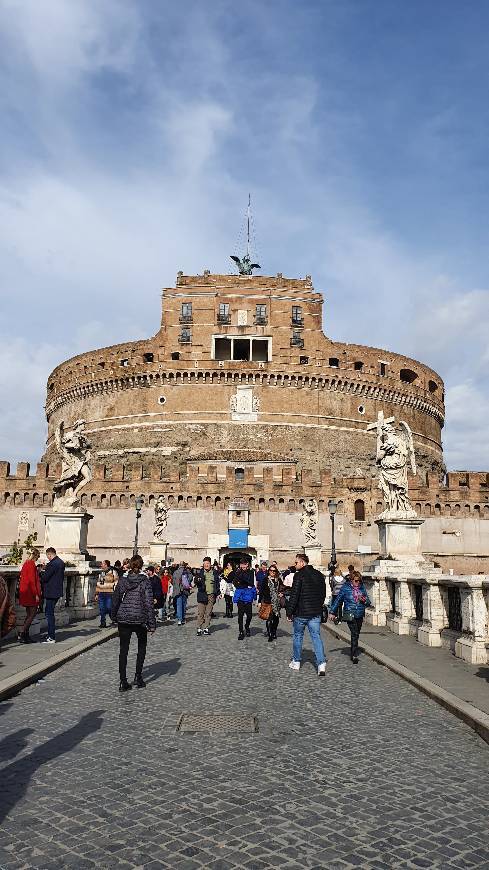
[
  {"x1": 327, "y1": 498, "x2": 338, "y2": 592},
  {"x1": 133, "y1": 496, "x2": 143, "y2": 556}
]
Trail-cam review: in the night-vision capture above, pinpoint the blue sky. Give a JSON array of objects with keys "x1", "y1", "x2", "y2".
[{"x1": 1, "y1": 0, "x2": 488, "y2": 469}]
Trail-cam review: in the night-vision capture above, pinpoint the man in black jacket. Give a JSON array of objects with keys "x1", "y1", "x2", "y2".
[
  {"x1": 286, "y1": 553, "x2": 327, "y2": 676},
  {"x1": 41, "y1": 547, "x2": 65, "y2": 644}
]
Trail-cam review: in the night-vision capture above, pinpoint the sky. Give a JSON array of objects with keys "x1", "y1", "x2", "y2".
[{"x1": 1, "y1": 0, "x2": 489, "y2": 470}]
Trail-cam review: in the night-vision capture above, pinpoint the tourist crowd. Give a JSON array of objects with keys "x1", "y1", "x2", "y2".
[{"x1": 1, "y1": 546, "x2": 372, "y2": 688}]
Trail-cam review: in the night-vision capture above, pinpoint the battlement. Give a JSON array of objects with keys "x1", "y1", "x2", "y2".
[{"x1": 1, "y1": 459, "x2": 488, "y2": 519}]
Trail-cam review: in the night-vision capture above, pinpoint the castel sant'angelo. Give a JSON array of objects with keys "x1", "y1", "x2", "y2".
[{"x1": 1, "y1": 258, "x2": 488, "y2": 570}]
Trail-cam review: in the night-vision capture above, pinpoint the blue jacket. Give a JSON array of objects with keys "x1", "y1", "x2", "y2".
[
  {"x1": 329, "y1": 580, "x2": 371, "y2": 619},
  {"x1": 231, "y1": 568, "x2": 257, "y2": 604},
  {"x1": 195, "y1": 568, "x2": 220, "y2": 604},
  {"x1": 41, "y1": 556, "x2": 65, "y2": 600}
]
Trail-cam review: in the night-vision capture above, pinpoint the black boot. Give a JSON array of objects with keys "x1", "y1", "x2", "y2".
[
  {"x1": 238, "y1": 632, "x2": 245, "y2": 640},
  {"x1": 119, "y1": 680, "x2": 132, "y2": 692},
  {"x1": 245, "y1": 627, "x2": 251, "y2": 637},
  {"x1": 17, "y1": 632, "x2": 26, "y2": 644},
  {"x1": 134, "y1": 674, "x2": 146, "y2": 688}
]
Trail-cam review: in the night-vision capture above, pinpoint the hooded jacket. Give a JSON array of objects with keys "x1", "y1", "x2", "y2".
[
  {"x1": 111, "y1": 572, "x2": 156, "y2": 629},
  {"x1": 286, "y1": 565, "x2": 326, "y2": 619}
]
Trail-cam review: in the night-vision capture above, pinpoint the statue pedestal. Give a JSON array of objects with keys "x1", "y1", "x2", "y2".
[
  {"x1": 148, "y1": 540, "x2": 168, "y2": 565},
  {"x1": 376, "y1": 517, "x2": 425, "y2": 562},
  {"x1": 305, "y1": 543, "x2": 322, "y2": 567},
  {"x1": 44, "y1": 512, "x2": 93, "y2": 564}
]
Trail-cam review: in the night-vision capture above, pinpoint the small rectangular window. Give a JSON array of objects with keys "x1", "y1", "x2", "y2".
[
  {"x1": 218, "y1": 303, "x2": 230, "y2": 323},
  {"x1": 120, "y1": 358, "x2": 129, "y2": 367},
  {"x1": 181, "y1": 302, "x2": 192, "y2": 317},
  {"x1": 380, "y1": 362, "x2": 387, "y2": 376},
  {"x1": 354, "y1": 361, "x2": 363, "y2": 371},
  {"x1": 143, "y1": 352, "x2": 154, "y2": 363},
  {"x1": 329, "y1": 357, "x2": 339, "y2": 368},
  {"x1": 255, "y1": 304, "x2": 267, "y2": 324},
  {"x1": 292, "y1": 305, "x2": 303, "y2": 324}
]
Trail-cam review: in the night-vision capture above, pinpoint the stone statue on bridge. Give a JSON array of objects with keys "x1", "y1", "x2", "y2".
[
  {"x1": 52, "y1": 420, "x2": 92, "y2": 512},
  {"x1": 300, "y1": 498, "x2": 319, "y2": 545},
  {"x1": 367, "y1": 412, "x2": 417, "y2": 520},
  {"x1": 154, "y1": 495, "x2": 168, "y2": 540}
]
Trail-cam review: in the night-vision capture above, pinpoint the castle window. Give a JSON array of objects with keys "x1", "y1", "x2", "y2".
[
  {"x1": 329, "y1": 358, "x2": 339, "y2": 368},
  {"x1": 171, "y1": 351, "x2": 180, "y2": 360},
  {"x1": 379, "y1": 362, "x2": 387, "y2": 376},
  {"x1": 358, "y1": 405, "x2": 365, "y2": 414},
  {"x1": 255, "y1": 304, "x2": 267, "y2": 325},
  {"x1": 218, "y1": 303, "x2": 230, "y2": 324},
  {"x1": 299, "y1": 356, "x2": 309, "y2": 365},
  {"x1": 48, "y1": 382, "x2": 54, "y2": 390},
  {"x1": 354, "y1": 499, "x2": 365, "y2": 521},
  {"x1": 354, "y1": 361, "x2": 363, "y2": 371},
  {"x1": 215, "y1": 337, "x2": 232, "y2": 360},
  {"x1": 143, "y1": 352, "x2": 154, "y2": 363},
  {"x1": 98, "y1": 361, "x2": 105, "y2": 368},
  {"x1": 428, "y1": 380, "x2": 438, "y2": 393},
  {"x1": 120, "y1": 358, "x2": 129, "y2": 367},
  {"x1": 234, "y1": 339, "x2": 250, "y2": 361},
  {"x1": 400, "y1": 368, "x2": 418, "y2": 384},
  {"x1": 179, "y1": 329, "x2": 191, "y2": 344},
  {"x1": 290, "y1": 331, "x2": 304, "y2": 348},
  {"x1": 235, "y1": 467, "x2": 245, "y2": 481},
  {"x1": 251, "y1": 339, "x2": 268, "y2": 362},
  {"x1": 158, "y1": 396, "x2": 166, "y2": 405},
  {"x1": 180, "y1": 302, "x2": 192, "y2": 323},
  {"x1": 291, "y1": 305, "x2": 303, "y2": 326}
]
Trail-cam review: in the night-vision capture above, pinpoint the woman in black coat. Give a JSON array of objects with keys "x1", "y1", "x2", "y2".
[
  {"x1": 111, "y1": 554, "x2": 156, "y2": 692},
  {"x1": 259, "y1": 565, "x2": 282, "y2": 642}
]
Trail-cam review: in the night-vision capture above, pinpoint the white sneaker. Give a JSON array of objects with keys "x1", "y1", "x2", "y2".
[
  {"x1": 288, "y1": 660, "x2": 300, "y2": 671},
  {"x1": 42, "y1": 637, "x2": 56, "y2": 644},
  {"x1": 318, "y1": 663, "x2": 326, "y2": 676},
  {"x1": 177, "y1": 621, "x2": 182, "y2": 626}
]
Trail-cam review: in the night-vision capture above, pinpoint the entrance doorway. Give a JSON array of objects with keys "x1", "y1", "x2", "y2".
[{"x1": 220, "y1": 550, "x2": 255, "y2": 568}]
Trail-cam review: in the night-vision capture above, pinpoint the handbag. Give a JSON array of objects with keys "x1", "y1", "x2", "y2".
[
  {"x1": 343, "y1": 609, "x2": 356, "y2": 622},
  {"x1": 258, "y1": 602, "x2": 273, "y2": 620}
]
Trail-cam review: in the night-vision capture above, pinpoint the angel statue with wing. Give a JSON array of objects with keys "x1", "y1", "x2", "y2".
[
  {"x1": 52, "y1": 420, "x2": 92, "y2": 511},
  {"x1": 367, "y1": 412, "x2": 417, "y2": 519},
  {"x1": 230, "y1": 253, "x2": 261, "y2": 275}
]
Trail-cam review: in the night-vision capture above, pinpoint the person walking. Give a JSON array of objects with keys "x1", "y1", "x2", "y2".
[
  {"x1": 329, "y1": 570, "x2": 371, "y2": 664},
  {"x1": 220, "y1": 561, "x2": 234, "y2": 618},
  {"x1": 40, "y1": 548, "x2": 65, "y2": 644},
  {"x1": 231, "y1": 558, "x2": 257, "y2": 640},
  {"x1": 330, "y1": 568, "x2": 346, "y2": 625},
  {"x1": 286, "y1": 553, "x2": 327, "y2": 676},
  {"x1": 259, "y1": 564, "x2": 282, "y2": 642},
  {"x1": 172, "y1": 562, "x2": 191, "y2": 625},
  {"x1": 18, "y1": 548, "x2": 41, "y2": 643},
  {"x1": 195, "y1": 557, "x2": 220, "y2": 636},
  {"x1": 158, "y1": 567, "x2": 172, "y2": 620},
  {"x1": 95, "y1": 559, "x2": 118, "y2": 628},
  {"x1": 255, "y1": 561, "x2": 268, "y2": 596},
  {"x1": 111, "y1": 554, "x2": 156, "y2": 691},
  {"x1": 0, "y1": 574, "x2": 16, "y2": 650}
]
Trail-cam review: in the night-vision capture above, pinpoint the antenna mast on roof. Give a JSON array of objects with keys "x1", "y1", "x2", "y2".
[{"x1": 230, "y1": 194, "x2": 261, "y2": 275}]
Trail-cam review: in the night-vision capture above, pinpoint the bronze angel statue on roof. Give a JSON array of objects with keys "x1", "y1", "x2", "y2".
[{"x1": 230, "y1": 254, "x2": 261, "y2": 275}]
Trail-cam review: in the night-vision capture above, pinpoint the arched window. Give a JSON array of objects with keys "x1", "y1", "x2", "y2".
[
  {"x1": 354, "y1": 499, "x2": 365, "y2": 521},
  {"x1": 400, "y1": 368, "x2": 418, "y2": 384}
]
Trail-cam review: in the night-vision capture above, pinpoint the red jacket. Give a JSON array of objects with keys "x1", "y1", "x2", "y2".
[{"x1": 19, "y1": 559, "x2": 41, "y2": 607}]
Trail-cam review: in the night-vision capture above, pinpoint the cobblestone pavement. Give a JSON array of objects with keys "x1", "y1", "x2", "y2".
[{"x1": 0, "y1": 599, "x2": 488, "y2": 870}]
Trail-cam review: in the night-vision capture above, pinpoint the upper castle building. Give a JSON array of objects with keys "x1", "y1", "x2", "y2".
[{"x1": 44, "y1": 271, "x2": 445, "y2": 479}]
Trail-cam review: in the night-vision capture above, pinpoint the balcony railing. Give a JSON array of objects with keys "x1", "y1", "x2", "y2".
[
  {"x1": 178, "y1": 333, "x2": 191, "y2": 344},
  {"x1": 291, "y1": 318, "x2": 304, "y2": 327},
  {"x1": 217, "y1": 314, "x2": 231, "y2": 324},
  {"x1": 254, "y1": 316, "x2": 268, "y2": 325},
  {"x1": 179, "y1": 315, "x2": 193, "y2": 324},
  {"x1": 290, "y1": 337, "x2": 304, "y2": 348}
]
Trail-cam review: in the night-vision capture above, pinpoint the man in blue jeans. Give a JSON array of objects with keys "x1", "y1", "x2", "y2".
[
  {"x1": 286, "y1": 553, "x2": 327, "y2": 676},
  {"x1": 41, "y1": 547, "x2": 65, "y2": 644}
]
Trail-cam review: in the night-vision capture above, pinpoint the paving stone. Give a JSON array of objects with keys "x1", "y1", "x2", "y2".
[{"x1": 0, "y1": 602, "x2": 488, "y2": 869}]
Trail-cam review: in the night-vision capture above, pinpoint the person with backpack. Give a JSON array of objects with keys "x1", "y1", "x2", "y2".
[
  {"x1": 111, "y1": 554, "x2": 156, "y2": 691},
  {"x1": 329, "y1": 570, "x2": 371, "y2": 664},
  {"x1": 172, "y1": 562, "x2": 192, "y2": 625},
  {"x1": 286, "y1": 553, "x2": 327, "y2": 676},
  {"x1": 195, "y1": 557, "x2": 220, "y2": 636}
]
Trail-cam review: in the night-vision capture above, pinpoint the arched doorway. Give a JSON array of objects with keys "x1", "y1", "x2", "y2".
[{"x1": 220, "y1": 550, "x2": 254, "y2": 568}]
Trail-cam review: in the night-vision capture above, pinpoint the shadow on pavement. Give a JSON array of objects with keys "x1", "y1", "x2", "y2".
[
  {"x1": 0, "y1": 727, "x2": 34, "y2": 763},
  {"x1": 144, "y1": 658, "x2": 181, "y2": 682},
  {"x1": 0, "y1": 709, "x2": 105, "y2": 823},
  {"x1": 475, "y1": 666, "x2": 489, "y2": 682}
]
